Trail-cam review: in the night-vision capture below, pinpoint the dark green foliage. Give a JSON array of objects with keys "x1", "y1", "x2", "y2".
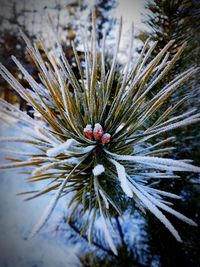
[
  {"x1": 0, "y1": 10, "x2": 200, "y2": 260},
  {"x1": 139, "y1": 0, "x2": 200, "y2": 104},
  {"x1": 138, "y1": 1, "x2": 200, "y2": 266}
]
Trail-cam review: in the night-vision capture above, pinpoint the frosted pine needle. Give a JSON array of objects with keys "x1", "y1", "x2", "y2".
[{"x1": 0, "y1": 12, "x2": 199, "y2": 254}]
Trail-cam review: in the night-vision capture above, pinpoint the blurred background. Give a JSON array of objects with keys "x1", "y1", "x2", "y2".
[{"x1": 0, "y1": 0, "x2": 200, "y2": 266}]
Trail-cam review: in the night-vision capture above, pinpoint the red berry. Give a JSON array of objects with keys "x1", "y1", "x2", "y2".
[
  {"x1": 101, "y1": 133, "x2": 111, "y2": 144},
  {"x1": 84, "y1": 124, "x2": 93, "y2": 140},
  {"x1": 93, "y1": 123, "x2": 104, "y2": 141}
]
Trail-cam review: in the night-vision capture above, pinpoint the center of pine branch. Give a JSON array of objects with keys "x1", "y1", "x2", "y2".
[{"x1": 84, "y1": 123, "x2": 111, "y2": 144}]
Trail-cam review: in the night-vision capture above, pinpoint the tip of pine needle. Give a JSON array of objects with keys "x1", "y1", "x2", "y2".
[{"x1": 28, "y1": 224, "x2": 41, "y2": 240}]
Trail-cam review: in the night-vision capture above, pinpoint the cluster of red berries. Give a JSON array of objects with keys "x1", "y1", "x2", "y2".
[{"x1": 84, "y1": 123, "x2": 111, "y2": 144}]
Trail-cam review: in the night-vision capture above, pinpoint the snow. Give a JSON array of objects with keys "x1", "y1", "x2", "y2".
[
  {"x1": 0, "y1": 123, "x2": 81, "y2": 267},
  {"x1": 0, "y1": 122, "x2": 147, "y2": 266},
  {"x1": 92, "y1": 164, "x2": 105, "y2": 176},
  {"x1": 46, "y1": 139, "x2": 79, "y2": 157},
  {"x1": 83, "y1": 124, "x2": 92, "y2": 132},
  {"x1": 109, "y1": 158, "x2": 133, "y2": 197},
  {"x1": 128, "y1": 179, "x2": 182, "y2": 242}
]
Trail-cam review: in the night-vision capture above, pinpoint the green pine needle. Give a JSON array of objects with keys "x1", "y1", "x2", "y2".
[{"x1": 0, "y1": 12, "x2": 199, "y2": 254}]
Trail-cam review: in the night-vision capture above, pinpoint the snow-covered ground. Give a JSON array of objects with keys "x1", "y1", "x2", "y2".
[
  {"x1": 0, "y1": 123, "x2": 81, "y2": 267},
  {"x1": 0, "y1": 122, "x2": 146, "y2": 267}
]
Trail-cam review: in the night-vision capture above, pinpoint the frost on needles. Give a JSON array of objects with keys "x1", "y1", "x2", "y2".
[{"x1": 0, "y1": 11, "x2": 200, "y2": 255}]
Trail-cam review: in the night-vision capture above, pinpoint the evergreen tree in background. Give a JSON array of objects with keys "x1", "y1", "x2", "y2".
[
  {"x1": 1, "y1": 2, "x2": 200, "y2": 266},
  {"x1": 139, "y1": 0, "x2": 200, "y2": 107},
  {"x1": 89, "y1": 0, "x2": 117, "y2": 43},
  {"x1": 138, "y1": 1, "x2": 200, "y2": 266},
  {"x1": 138, "y1": 0, "x2": 200, "y2": 155},
  {"x1": 0, "y1": 0, "x2": 117, "y2": 110}
]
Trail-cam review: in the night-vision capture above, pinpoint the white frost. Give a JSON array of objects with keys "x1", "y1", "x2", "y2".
[
  {"x1": 127, "y1": 178, "x2": 182, "y2": 242},
  {"x1": 101, "y1": 215, "x2": 118, "y2": 256},
  {"x1": 105, "y1": 150, "x2": 200, "y2": 173},
  {"x1": 84, "y1": 124, "x2": 92, "y2": 132},
  {"x1": 109, "y1": 158, "x2": 133, "y2": 198},
  {"x1": 46, "y1": 139, "x2": 80, "y2": 157},
  {"x1": 99, "y1": 189, "x2": 109, "y2": 209}
]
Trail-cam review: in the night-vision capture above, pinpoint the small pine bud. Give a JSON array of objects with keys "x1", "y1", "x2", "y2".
[
  {"x1": 92, "y1": 164, "x2": 105, "y2": 176},
  {"x1": 93, "y1": 123, "x2": 104, "y2": 141},
  {"x1": 101, "y1": 133, "x2": 111, "y2": 144},
  {"x1": 84, "y1": 124, "x2": 93, "y2": 140}
]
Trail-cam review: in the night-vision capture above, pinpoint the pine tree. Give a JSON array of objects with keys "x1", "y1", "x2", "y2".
[
  {"x1": 0, "y1": 12, "x2": 200, "y2": 258},
  {"x1": 139, "y1": 0, "x2": 200, "y2": 105},
  {"x1": 89, "y1": 0, "x2": 117, "y2": 43},
  {"x1": 138, "y1": 1, "x2": 200, "y2": 266}
]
